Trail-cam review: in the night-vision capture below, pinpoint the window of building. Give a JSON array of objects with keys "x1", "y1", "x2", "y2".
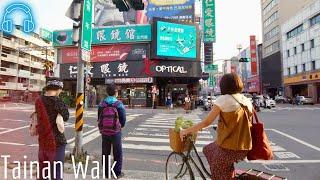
[
  {"x1": 287, "y1": 50, "x2": 290, "y2": 57},
  {"x1": 265, "y1": 41, "x2": 279, "y2": 54},
  {"x1": 302, "y1": 63, "x2": 306, "y2": 72},
  {"x1": 264, "y1": 11, "x2": 278, "y2": 27},
  {"x1": 288, "y1": 68, "x2": 291, "y2": 75},
  {"x1": 264, "y1": 26, "x2": 279, "y2": 41},
  {"x1": 301, "y1": 43, "x2": 305, "y2": 52},
  {"x1": 310, "y1": 13, "x2": 320, "y2": 26},
  {"x1": 287, "y1": 24, "x2": 303, "y2": 39},
  {"x1": 294, "y1": 47, "x2": 297, "y2": 55},
  {"x1": 295, "y1": 66, "x2": 298, "y2": 74},
  {"x1": 311, "y1": 39, "x2": 315, "y2": 48},
  {"x1": 312, "y1": 61, "x2": 316, "y2": 70},
  {"x1": 263, "y1": 0, "x2": 277, "y2": 15}
]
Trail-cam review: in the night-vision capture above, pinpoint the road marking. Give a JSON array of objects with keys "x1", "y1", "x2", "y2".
[
  {"x1": 0, "y1": 128, "x2": 9, "y2": 130},
  {"x1": 270, "y1": 129, "x2": 320, "y2": 152},
  {"x1": 68, "y1": 128, "x2": 100, "y2": 147},
  {"x1": 0, "y1": 141, "x2": 25, "y2": 146},
  {"x1": 139, "y1": 124, "x2": 173, "y2": 128},
  {"x1": 123, "y1": 143, "x2": 203, "y2": 152},
  {"x1": 0, "y1": 125, "x2": 29, "y2": 135},
  {"x1": 0, "y1": 119, "x2": 27, "y2": 122},
  {"x1": 249, "y1": 160, "x2": 320, "y2": 164},
  {"x1": 271, "y1": 145, "x2": 286, "y2": 152},
  {"x1": 124, "y1": 137, "x2": 211, "y2": 145},
  {"x1": 274, "y1": 152, "x2": 300, "y2": 159}
]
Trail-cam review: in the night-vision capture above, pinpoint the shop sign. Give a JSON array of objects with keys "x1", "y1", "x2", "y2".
[
  {"x1": 60, "y1": 60, "x2": 201, "y2": 79},
  {"x1": 155, "y1": 65, "x2": 187, "y2": 74},
  {"x1": 100, "y1": 62, "x2": 129, "y2": 78},
  {"x1": 153, "y1": 20, "x2": 198, "y2": 60},
  {"x1": 250, "y1": 35, "x2": 258, "y2": 75},
  {"x1": 203, "y1": 0, "x2": 216, "y2": 42},
  {"x1": 146, "y1": 0, "x2": 195, "y2": 23},
  {"x1": 113, "y1": 77, "x2": 153, "y2": 84},
  {"x1": 60, "y1": 44, "x2": 148, "y2": 63},
  {"x1": 68, "y1": 65, "x2": 94, "y2": 78},
  {"x1": 53, "y1": 25, "x2": 151, "y2": 47}
]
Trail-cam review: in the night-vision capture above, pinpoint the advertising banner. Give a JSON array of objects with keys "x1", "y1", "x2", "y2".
[
  {"x1": 152, "y1": 20, "x2": 199, "y2": 60},
  {"x1": 202, "y1": 0, "x2": 216, "y2": 42},
  {"x1": 146, "y1": 0, "x2": 195, "y2": 23},
  {"x1": 250, "y1": 35, "x2": 258, "y2": 75},
  {"x1": 60, "y1": 44, "x2": 148, "y2": 63},
  {"x1": 53, "y1": 25, "x2": 151, "y2": 47},
  {"x1": 60, "y1": 60, "x2": 201, "y2": 79}
]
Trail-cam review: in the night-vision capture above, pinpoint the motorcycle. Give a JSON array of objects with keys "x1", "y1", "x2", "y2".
[{"x1": 253, "y1": 99, "x2": 261, "y2": 112}]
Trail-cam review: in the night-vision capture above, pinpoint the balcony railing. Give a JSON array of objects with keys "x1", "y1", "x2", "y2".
[
  {"x1": 0, "y1": 82, "x2": 17, "y2": 90},
  {"x1": 0, "y1": 67, "x2": 18, "y2": 76},
  {"x1": 18, "y1": 58, "x2": 30, "y2": 66},
  {"x1": 18, "y1": 70, "x2": 31, "y2": 78},
  {"x1": 1, "y1": 53, "x2": 18, "y2": 63}
]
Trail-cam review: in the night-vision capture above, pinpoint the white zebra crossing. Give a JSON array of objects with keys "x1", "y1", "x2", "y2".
[{"x1": 122, "y1": 113, "x2": 214, "y2": 152}]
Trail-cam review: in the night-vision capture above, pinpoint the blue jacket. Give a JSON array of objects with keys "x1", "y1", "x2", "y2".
[{"x1": 98, "y1": 96, "x2": 126, "y2": 128}]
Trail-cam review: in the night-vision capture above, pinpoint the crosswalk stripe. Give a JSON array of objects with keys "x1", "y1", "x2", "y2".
[
  {"x1": 124, "y1": 137, "x2": 212, "y2": 145},
  {"x1": 128, "y1": 132, "x2": 214, "y2": 139},
  {"x1": 123, "y1": 143, "x2": 203, "y2": 152},
  {"x1": 134, "y1": 128, "x2": 211, "y2": 135}
]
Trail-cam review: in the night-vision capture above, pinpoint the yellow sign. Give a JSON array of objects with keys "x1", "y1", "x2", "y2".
[
  {"x1": 284, "y1": 71, "x2": 320, "y2": 84},
  {"x1": 150, "y1": 0, "x2": 187, "y2": 6}
]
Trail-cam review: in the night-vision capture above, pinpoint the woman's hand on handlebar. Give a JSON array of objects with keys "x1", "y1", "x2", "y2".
[{"x1": 180, "y1": 130, "x2": 188, "y2": 141}]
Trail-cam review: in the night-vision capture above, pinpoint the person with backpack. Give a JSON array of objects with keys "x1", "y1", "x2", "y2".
[
  {"x1": 98, "y1": 84, "x2": 126, "y2": 178},
  {"x1": 180, "y1": 73, "x2": 253, "y2": 180}
]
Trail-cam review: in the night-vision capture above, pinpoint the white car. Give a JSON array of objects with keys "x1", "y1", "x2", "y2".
[{"x1": 264, "y1": 97, "x2": 276, "y2": 108}]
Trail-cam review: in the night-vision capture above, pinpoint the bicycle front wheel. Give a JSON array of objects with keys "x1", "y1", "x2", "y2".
[{"x1": 165, "y1": 152, "x2": 194, "y2": 180}]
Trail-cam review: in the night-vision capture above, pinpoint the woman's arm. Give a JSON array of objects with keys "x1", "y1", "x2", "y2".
[{"x1": 180, "y1": 105, "x2": 221, "y2": 140}]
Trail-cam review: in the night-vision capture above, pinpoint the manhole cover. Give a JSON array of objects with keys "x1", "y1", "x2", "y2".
[{"x1": 263, "y1": 164, "x2": 290, "y2": 171}]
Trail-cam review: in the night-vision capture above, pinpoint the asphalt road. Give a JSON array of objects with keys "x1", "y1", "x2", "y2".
[{"x1": 0, "y1": 102, "x2": 319, "y2": 180}]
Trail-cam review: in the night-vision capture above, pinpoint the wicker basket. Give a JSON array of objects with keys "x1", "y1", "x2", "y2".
[{"x1": 169, "y1": 128, "x2": 197, "y2": 153}]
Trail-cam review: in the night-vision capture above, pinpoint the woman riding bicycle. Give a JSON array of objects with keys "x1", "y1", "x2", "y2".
[{"x1": 180, "y1": 73, "x2": 253, "y2": 180}]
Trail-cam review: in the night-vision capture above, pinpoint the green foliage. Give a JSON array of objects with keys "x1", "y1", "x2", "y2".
[{"x1": 174, "y1": 117, "x2": 194, "y2": 132}]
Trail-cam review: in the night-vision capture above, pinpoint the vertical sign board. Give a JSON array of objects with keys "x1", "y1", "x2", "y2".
[
  {"x1": 203, "y1": 0, "x2": 216, "y2": 42},
  {"x1": 204, "y1": 43, "x2": 213, "y2": 65},
  {"x1": 250, "y1": 35, "x2": 257, "y2": 75},
  {"x1": 40, "y1": 28, "x2": 53, "y2": 42},
  {"x1": 81, "y1": 0, "x2": 93, "y2": 61}
]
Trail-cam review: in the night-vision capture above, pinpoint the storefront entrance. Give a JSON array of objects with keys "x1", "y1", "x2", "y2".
[{"x1": 292, "y1": 84, "x2": 308, "y2": 97}]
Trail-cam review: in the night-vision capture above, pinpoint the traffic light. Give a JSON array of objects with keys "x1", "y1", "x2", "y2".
[
  {"x1": 129, "y1": 0, "x2": 145, "y2": 10},
  {"x1": 112, "y1": 0, "x2": 130, "y2": 12},
  {"x1": 70, "y1": 0, "x2": 82, "y2": 46},
  {"x1": 239, "y1": 58, "x2": 250, "y2": 62},
  {"x1": 112, "y1": 0, "x2": 145, "y2": 12}
]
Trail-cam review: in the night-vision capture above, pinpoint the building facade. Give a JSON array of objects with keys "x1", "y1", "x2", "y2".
[
  {"x1": 260, "y1": 0, "x2": 312, "y2": 97},
  {"x1": 0, "y1": 26, "x2": 54, "y2": 101},
  {"x1": 282, "y1": 0, "x2": 320, "y2": 103}
]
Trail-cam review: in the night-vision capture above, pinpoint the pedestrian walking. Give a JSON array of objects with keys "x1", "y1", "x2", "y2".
[
  {"x1": 184, "y1": 94, "x2": 191, "y2": 113},
  {"x1": 180, "y1": 73, "x2": 253, "y2": 180},
  {"x1": 98, "y1": 84, "x2": 126, "y2": 178},
  {"x1": 166, "y1": 94, "x2": 173, "y2": 109},
  {"x1": 33, "y1": 78, "x2": 69, "y2": 180}
]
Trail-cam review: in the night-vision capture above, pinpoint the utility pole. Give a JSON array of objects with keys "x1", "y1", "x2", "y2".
[{"x1": 68, "y1": 0, "x2": 93, "y2": 157}]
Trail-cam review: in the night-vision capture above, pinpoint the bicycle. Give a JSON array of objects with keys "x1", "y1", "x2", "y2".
[
  {"x1": 165, "y1": 128, "x2": 287, "y2": 180},
  {"x1": 165, "y1": 135, "x2": 211, "y2": 180}
]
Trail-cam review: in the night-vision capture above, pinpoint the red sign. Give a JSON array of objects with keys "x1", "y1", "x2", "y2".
[
  {"x1": 60, "y1": 44, "x2": 142, "y2": 63},
  {"x1": 247, "y1": 75, "x2": 260, "y2": 93},
  {"x1": 250, "y1": 35, "x2": 257, "y2": 75}
]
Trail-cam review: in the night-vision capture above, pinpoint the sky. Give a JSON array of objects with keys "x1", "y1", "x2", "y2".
[{"x1": 0, "y1": 0, "x2": 262, "y2": 59}]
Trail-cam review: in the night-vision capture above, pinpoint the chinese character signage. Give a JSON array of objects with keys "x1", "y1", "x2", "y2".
[
  {"x1": 205, "y1": 64, "x2": 218, "y2": 73},
  {"x1": 60, "y1": 60, "x2": 201, "y2": 79},
  {"x1": 53, "y1": 25, "x2": 151, "y2": 47},
  {"x1": 60, "y1": 44, "x2": 148, "y2": 63},
  {"x1": 146, "y1": 0, "x2": 195, "y2": 23},
  {"x1": 153, "y1": 20, "x2": 199, "y2": 60},
  {"x1": 203, "y1": 0, "x2": 216, "y2": 42},
  {"x1": 40, "y1": 28, "x2": 53, "y2": 42},
  {"x1": 250, "y1": 35, "x2": 258, "y2": 75},
  {"x1": 81, "y1": 0, "x2": 93, "y2": 51}
]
